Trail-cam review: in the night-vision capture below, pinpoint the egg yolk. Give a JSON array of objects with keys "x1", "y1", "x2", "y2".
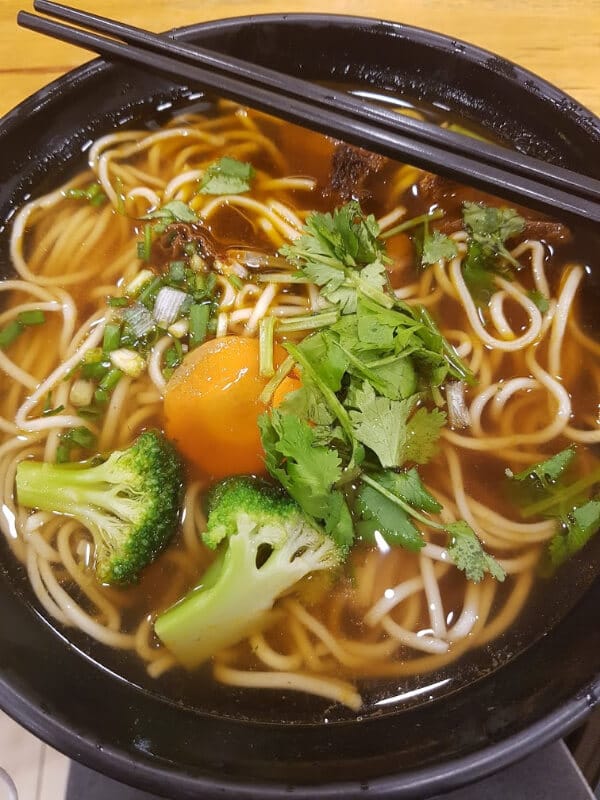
[{"x1": 164, "y1": 335, "x2": 299, "y2": 479}]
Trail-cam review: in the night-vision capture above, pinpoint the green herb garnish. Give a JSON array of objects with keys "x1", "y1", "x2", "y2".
[
  {"x1": 0, "y1": 310, "x2": 46, "y2": 349},
  {"x1": 199, "y1": 156, "x2": 256, "y2": 195},
  {"x1": 56, "y1": 426, "x2": 97, "y2": 463},
  {"x1": 65, "y1": 182, "x2": 107, "y2": 207},
  {"x1": 461, "y1": 202, "x2": 526, "y2": 303},
  {"x1": 509, "y1": 447, "x2": 600, "y2": 567}
]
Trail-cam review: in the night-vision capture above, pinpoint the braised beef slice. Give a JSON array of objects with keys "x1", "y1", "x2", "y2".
[
  {"x1": 153, "y1": 222, "x2": 219, "y2": 265},
  {"x1": 417, "y1": 173, "x2": 572, "y2": 245},
  {"x1": 326, "y1": 144, "x2": 386, "y2": 202}
]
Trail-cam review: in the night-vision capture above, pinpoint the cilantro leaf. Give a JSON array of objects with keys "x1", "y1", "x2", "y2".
[
  {"x1": 461, "y1": 202, "x2": 525, "y2": 304},
  {"x1": 509, "y1": 448, "x2": 600, "y2": 568},
  {"x1": 277, "y1": 379, "x2": 335, "y2": 428},
  {"x1": 348, "y1": 381, "x2": 445, "y2": 469},
  {"x1": 366, "y1": 357, "x2": 417, "y2": 402},
  {"x1": 512, "y1": 447, "x2": 576, "y2": 486},
  {"x1": 378, "y1": 468, "x2": 442, "y2": 514},
  {"x1": 144, "y1": 200, "x2": 198, "y2": 224},
  {"x1": 348, "y1": 382, "x2": 416, "y2": 468},
  {"x1": 421, "y1": 229, "x2": 458, "y2": 266},
  {"x1": 548, "y1": 499, "x2": 600, "y2": 567},
  {"x1": 403, "y1": 406, "x2": 447, "y2": 465},
  {"x1": 462, "y1": 202, "x2": 525, "y2": 259},
  {"x1": 355, "y1": 483, "x2": 424, "y2": 551},
  {"x1": 258, "y1": 410, "x2": 352, "y2": 550},
  {"x1": 446, "y1": 520, "x2": 506, "y2": 583},
  {"x1": 355, "y1": 468, "x2": 440, "y2": 551},
  {"x1": 199, "y1": 156, "x2": 255, "y2": 195},
  {"x1": 302, "y1": 262, "x2": 357, "y2": 315},
  {"x1": 296, "y1": 330, "x2": 348, "y2": 392}
]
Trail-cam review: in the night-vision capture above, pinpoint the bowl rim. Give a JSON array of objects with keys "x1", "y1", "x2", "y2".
[
  {"x1": 2, "y1": 12, "x2": 599, "y2": 134},
  {"x1": 1, "y1": 12, "x2": 599, "y2": 799},
  {"x1": 2, "y1": 666, "x2": 598, "y2": 799}
]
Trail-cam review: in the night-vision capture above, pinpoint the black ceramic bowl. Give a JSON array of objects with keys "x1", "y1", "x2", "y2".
[{"x1": 1, "y1": 14, "x2": 600, "y2": 800}]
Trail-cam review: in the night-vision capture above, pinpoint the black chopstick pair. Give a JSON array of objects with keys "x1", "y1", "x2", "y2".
[{"x1": 16, "y1": 0, "x2": 600, "y2": 225}]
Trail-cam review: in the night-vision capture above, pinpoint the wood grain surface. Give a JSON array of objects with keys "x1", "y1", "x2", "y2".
[{"x1": 1, "y1": 0, "x2": 599, "y2": 117}]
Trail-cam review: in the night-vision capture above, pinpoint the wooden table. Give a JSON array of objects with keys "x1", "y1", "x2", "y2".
[{"x1": 1, "y1": 0, "x2": 599, "y2": 118}]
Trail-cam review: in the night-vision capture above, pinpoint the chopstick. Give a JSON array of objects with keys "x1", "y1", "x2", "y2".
[
  {"x1": 16, "y1": 2, "x2": 600, "y2": 225},
  {"x1": 31, "y1": 0, "x2": 600, "y2": 206}
]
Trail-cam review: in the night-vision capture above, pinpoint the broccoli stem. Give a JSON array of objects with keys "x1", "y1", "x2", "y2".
[{"x1": 155, "y1": 532, "x2": 283, "y2": 669}]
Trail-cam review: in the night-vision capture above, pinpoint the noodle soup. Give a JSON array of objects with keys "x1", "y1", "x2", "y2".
[{"x1": 1, "y1": 96, "x2": 599, "y2": 721}]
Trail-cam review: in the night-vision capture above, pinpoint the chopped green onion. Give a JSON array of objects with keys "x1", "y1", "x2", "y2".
[
  {"x1": 65, "y1": 182, "x2": 107, "y2": 206},
  {"x1": 259, "y1": 316, "x2": 276, "y2": 378},
  {"x1": 123, "y1": 302, "x2": 156, "y2": 338},
  {"x1": 69, "y1": 379, "x2": 95, "y2": 408},
  {"x1": 153, "y1": 286, "x2": 188, "y2": 327},
  {"x1": 106, "y1": 296, "x2": 129, "y2": 308},
  {"x1": 138, "y1": 223, "x2": 153, "y2": 262},
  {"x1": 168, "y1": 261, "x2": 186, "y2": 282},
  {"x1": 56, "y1": 426, "x2": 97, "y2": 463},
  {"x1": 0, "y1": 320, "x2": 24, "y2": 348},
  {"x1": 381, "y1": 209, "x2": 445, "y2": 240},
  {"x1": 137, "y1": 276, "x2": 163, "y2": 309},
  {"x1": 0, "y1": 310, "x2": 47, "y2": 349},
  {"x1": 189, "y1": 253, "x2": 206, "y2": 272},
  {"x1": 76, "y1": 405, "x2": 102, "y2": 419},
  {"x1": 17, "y1": 309, "x2": 46, "y2": 326},
  {"x1": 277, "y1": 310, "x2": 339, "y2": 332},
  {"x1": 109, "y1": 348, "x2": 146, "y2": 378},
  {"x1": 94, "y1": 367, "x2": 123, "y2": 405},
  {"x1": 83, "y1": 347, "x2": 103, "y2": 365},
  {"x1": 164, "y1": 339, "x2": 183, "y2": 371},
  {"x1": 102, "y1": 322, "x2": 122, "y2": 353},
  {"x1": 93, "y1": 388, "x2": 109, "y2": 406},
  {"x1": 125, "y1": 269, "x2": 155, "y2": 298},
  {"x1": 228, "y1": 274, "x2": 244, "y2": 291},
  {"x1": 80, "y1": 360, "x2": 110, "y2": 381},
  {"x1": 192, "y1": 272, "x2": 217, "y2": 300},
  {"x1": 114, "y1": 176, "x2": 126, "y2": 215},
  {"x1": 168, "y1": 318, "x2": 189, "y2": 338},
  {"x1": 71, "y1": 427, "x2": 96, "y2": 447},
  {"x1": 259, "y1": 354, "x2": 294, "y2": 405},
  {"x1": 42, "y1": 405, "x2": 65, "y2": 416},
  {"x1": 189, "y1": 303, "x2": 210, "y2": 349}
]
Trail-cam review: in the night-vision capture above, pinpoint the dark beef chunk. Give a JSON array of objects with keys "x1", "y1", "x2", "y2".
[
  {"x1": 153, "y1": 222, "x2": 219, "y2": 265},
  {"x1": 521, "y1": 220, "x2": 572, "y2": 246},
  {"x1": 417, "y1": 172, "x2": 460, "y2": 207},
  {"x1": 416, "y1": 173, "x2": 572, "y2": 246},
  {"x1": 326, "y1": 143, "x2": 386, "y2": 203}
]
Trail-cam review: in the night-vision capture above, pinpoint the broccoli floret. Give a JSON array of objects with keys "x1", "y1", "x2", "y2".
[
  {"x1": 15, "y1": 430, "x2": 183, "y2": 585},
  {"x1": 154, "y1": 476, "x2": 343, "y2": 669}
]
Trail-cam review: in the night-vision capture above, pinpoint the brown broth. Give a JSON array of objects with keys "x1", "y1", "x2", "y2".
[{"x1": 1, "y1": 92, "x2": 600, "y2": 723}]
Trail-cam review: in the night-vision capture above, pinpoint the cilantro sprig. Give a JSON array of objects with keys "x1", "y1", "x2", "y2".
[
  {"x1": 360, "y1": 474, "x2": 505, "y2": 582},
  {"x1": 509, "y1": 447, "x2": 600, "y2": 567},
  {"x1": 258, "y1": 199, "x2": 506, "y2": 585},
  {"x1": 280, "y1": 201, "x2": 393, "y2": 312},
  {"x1": 461, "y1": 202, "x2": 526, "y2": 304}
]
